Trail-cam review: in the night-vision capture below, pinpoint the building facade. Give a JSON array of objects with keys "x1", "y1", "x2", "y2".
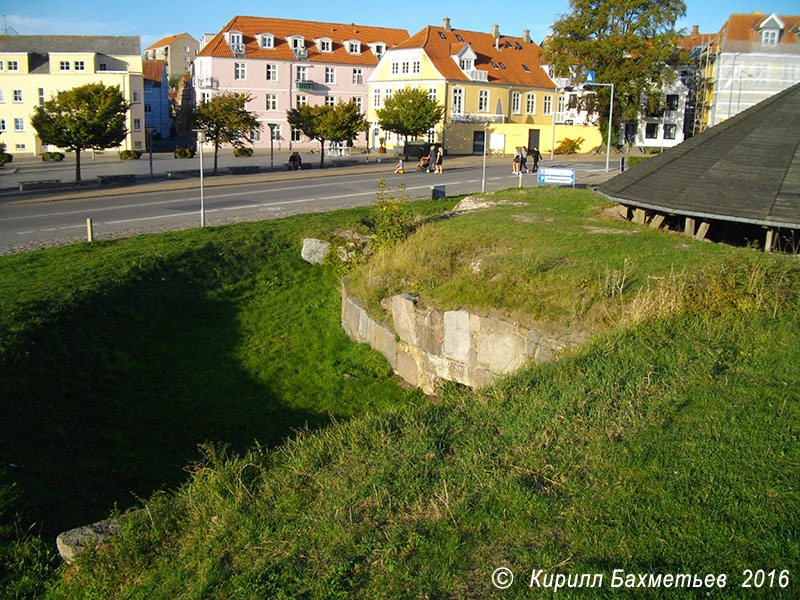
[
  {"x1": 0, "y1": 35, "x2": 145, "y2": 155},
  {"x1": 143, "y1": 59, "x2": 170, "y2": 137},
  {"x1": 144, "y1": 33, "x2": 199, "y2": 81},
  {"x1": 193, "y1": 16, "x2": 409, "y2": 150}
]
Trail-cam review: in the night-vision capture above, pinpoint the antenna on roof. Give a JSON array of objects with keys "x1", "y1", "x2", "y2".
[{"x1": 1, "y1": 15, "x2": 20, "y2": 35}]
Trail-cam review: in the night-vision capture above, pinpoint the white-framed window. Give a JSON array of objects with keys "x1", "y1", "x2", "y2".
[
  {"x1": 0, "y1": 61, "x2": 3, "y2": 70},
  {"x1": 260, "y1": 35, "x2": 274, "y2": 49},
  {"x1": 664, "y1": 123, "x2": 677, "y2": 140},
  {"x1": 234, "y1": 62, "x2": 246, "y2": 80},
  {"x1": 14, "y1": 118, "x2": 24, "y2": 131},
  {"x1": 352, "y1": 68, "x2": 363, "y2": 85},
  {"x1": 74, "y1": 60, "x2": 85, "y2": 71},
  {"x1": 645, "y1": 123, "x2": 659, "y2": 139},
  {"x1": 543, "y1": 94, "x2": 553, "y2": 115},
  {"x1": 478, "y1": 89, "x2": 489, "y2": 112},
  {"x1": 291, "y1": 127, "x2": 302, "y2": 142},
  {"x1": 371, "y1": 43, "x2": 384, "y2": 58},
  {"x1": 373, "y1": 87, "x2": 381, "y2": 108},
  {"x1": 425, "y1": 127, "x2": 436, "y2": 143},
  {"x1": 325, "y1": 67, "x2": 336, "y2": 84},
  {"x1": 266, "y1": 63, "x2": 278, "y2": 81},
  {"x1": 325, "y1": 96, "x2": 335, "y2": 106},
  {"x1": 384, "y1": 88, "x2": 393, "y2": 103},
  {"x1": 402, "y1": 60, "x2": 409, "y2": 74},
  {"x1": 512, "y1": 91, "x2": 521, "y2": 114},
  {"x1": 184, "y1": 45, "x2": 191, "y2": 52},
  {"x1": 13, "y1": 89, "x2": 22, "y2": 103},
  {"x1": 201, "y1": 91, "x2": 211, "y2": 103},
  {"x1": 296, "y1": 66, "x2": 308, "y2": 81},
  {"x1": 229, "y1": 32, "x2": 242, "y2": 45},
  {"x1": 296, "y1": 94, "x2": 307, "y2": 107},
  {"x1": 354, "y1": 97, "x2": 363, "y2": 112},
  {"x1": 459, "y1": 58, "x2": 474, "y2": 71},
  {"x1": 557, "y1": 94, "x2": 565, "y2": 114},
  {"x1": 133, "y1": 118, "x2": 142, "y2": 131},
  {"x1": 526, "y1": 93, "x2": 536, "y2": 114},
  {"x1": 290, "y1": 36, "x2": 304, "y2": 51},
  {"x1": 270, "y1": 126, "x2": 281, "y2": 141},
  {"x1": 132, "y1": 90, "x2": 140, "y2": 103},
  {"x1": 16, "y1": 143, "x2": 25, "y2": 149},
  {"x1": 761, "y1": 29, "x2": 779, "y2": 46},
  {"x1": 98, "y1": 62, "x2": 107, "y2": 71},
  {"x1": 348, "y1": 41, "x2": 361, "y2": 54},
  {"x1": 7, "y1": 60, "x2": 18, "y2": 71},
  {"x1": 38, "y1": 88, "x2": 44, "y2": 105},
  {"x1": 184, "y1": 56, "x2": 190, "y2": 63},
  {"x1": 452, "y1": 87, "x2": 464, "y2": 114},
  {"x1": 428, "y1": 87, "x2": 438, "y2": 103},
  {"x1": 412, "y1": 58, "x2": 421, "y2": 74},
  {"x1": 59, "y1": 61, "x2": 70, "y2": 71},
  {"x1": 250, "y1": 127, "x2": 261, "y2": 142},
  {"x1": 391, "y1": 61, "x2": 399, "y2": 75},
  {"x1": 266, "y1": 93, "x2": 277, "y2": 110},
  {"x1": 319, "y1": 39, "x2": 332, "y2": 53}
]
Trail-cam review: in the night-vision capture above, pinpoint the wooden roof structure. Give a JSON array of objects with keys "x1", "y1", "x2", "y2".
[{"x1": 595, "y1": 82, "x2": 800, "y2": 231}]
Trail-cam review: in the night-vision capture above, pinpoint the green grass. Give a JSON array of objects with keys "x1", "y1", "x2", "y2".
[{"x1": 2, "y1": 188, "x2": 799, "y2": 598}]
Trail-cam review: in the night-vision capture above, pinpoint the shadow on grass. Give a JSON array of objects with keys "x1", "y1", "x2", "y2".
[{"x1": 0, "y1": 247, "x2": 329, "y2": 541}]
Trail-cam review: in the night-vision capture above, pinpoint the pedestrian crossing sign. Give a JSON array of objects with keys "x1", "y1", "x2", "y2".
[{"x1": 586, "y1": 71, "x2": 595, "y2": 83}]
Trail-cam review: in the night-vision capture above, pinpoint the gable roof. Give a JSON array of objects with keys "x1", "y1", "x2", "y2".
[
  {"x1": 143, "y1": 59, "x2": 166, "y2": 84},
  {"x1": 595, "y1": 82, "x2": 800, "y2": 230},
  {"x1": 145, "y1": 33, "x2": 192, "y2": 50},
  {"x1": 391, "y1": 25, "x2": 554, "y2": 88},
  {"x1": 197, "y1": 16, "x2": 409, "y2": 65},
  {"x1": 718, "y1": 13, "x2": 800, "y2": 45},
  {"x1": 0, "y1": 35, "x2": 140, "y2": 55}
]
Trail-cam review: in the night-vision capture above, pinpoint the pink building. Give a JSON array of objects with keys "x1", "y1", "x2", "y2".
[{"x1": 194, "y1": 16, "x2": 409, "y2": 150}]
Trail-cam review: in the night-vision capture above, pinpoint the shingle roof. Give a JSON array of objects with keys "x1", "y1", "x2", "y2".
[
  {"x1": 143, "y1": 59, "x2": 166, "y2": 84},
  {"x1": 718, "y1": 13, "x2": 800, "y2": 45},
  {"x1": 595, "y1": 82, "x2": 800, "y2": 229},
  {"x1": 0, "y1": 35, "x2": 140, "y2": 55},
  {"x1": 197, "y1": 16, "x2": 409, "y2": 65},
  {"x1": 145, "y1": 33, "x2": 190, "y2": 50},
  {"x1": 392, "y1": 26, "x2": 553, "y2": 87}
]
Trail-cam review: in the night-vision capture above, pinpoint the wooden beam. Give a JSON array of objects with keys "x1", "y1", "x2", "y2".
[
  {"x1": 632, "y1": 208, "x2": 646, "y2": 225},
  {"x1": 649, "y1": 214, "x2": 665, "y2": 229},
  {"x1": 765, "y1": 228, "x2": 776, "y2": 253},
  {"x1": 695, "y1": 221, "x2": 710, "y2": 241},
  {"x1": 684, "y1": 217, "x2": 696, "y2": 237}
]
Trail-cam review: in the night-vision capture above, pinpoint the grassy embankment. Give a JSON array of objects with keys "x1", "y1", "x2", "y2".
[{"x1": 2, "y1": 186, "x2": 799, "y2": 598}]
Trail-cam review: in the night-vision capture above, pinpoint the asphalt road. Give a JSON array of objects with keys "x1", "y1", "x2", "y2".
[{"x1": 0, "y1": 156, "x2": 615, "y2": 253}]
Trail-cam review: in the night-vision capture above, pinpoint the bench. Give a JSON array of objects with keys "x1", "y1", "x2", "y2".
[
  {"x1": 18, "y1": 179, "x2": 69, "y2": 191},
  {"x1": 227, "y1": 165, "x2": 260, "y2": 175},
  {"x1": 285, "y1": 162, "x2": 311, "y2": 171},
  {"x1": 97, "y1": 174, "x2": 137, "y2": 185},
  {"x1": 166, "y1": 170, "x2": 200, "y2": 179}
]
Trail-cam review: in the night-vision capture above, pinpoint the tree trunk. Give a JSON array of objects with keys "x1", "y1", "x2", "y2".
[
  {"x1": 213, "y1": 140, "x2": 219, "y2": 175},
  {"x1": 319, "y1": 139, "x2": 325, "y2": 168},
  {"x1": 75, "y1": 148, "x2": 82, "y2": 184}
]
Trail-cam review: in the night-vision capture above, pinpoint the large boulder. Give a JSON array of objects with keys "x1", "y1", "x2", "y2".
[{"x1": 301, "y1": 238, "x2": 331, "y2": 264}]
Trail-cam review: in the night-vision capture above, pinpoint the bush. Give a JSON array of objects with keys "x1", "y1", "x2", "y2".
[
  {"x1": 233, "y1": 147, "x2": 253, "y2": 157},
  {"x1": 372, "y1": 179, "x2": 413, "y2": 249},
  {"x1": 554, "y1": 136, "x2": 585, "y2": 154},
  {"x1": 0, "y1": 142, "x2": 11, "y2": 165},
  {"x1": 41, "y1": 151, "x2": 65, "y2": 161},
  {"x1": 627, "y1": 155, "x2": 653, "y2": 168},
  {"x1": 174, "y1": 146, "x2": 195, "y2": 159},
  {"x1": 119, "y1": 149, "x2": 142, "y2": 160}
]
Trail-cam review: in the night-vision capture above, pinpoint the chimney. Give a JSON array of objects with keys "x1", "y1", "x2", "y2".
[
  {"x1": 691, "y1": 25, "x2": 699, "y2": 36},
  {"x1": 492, "y1": 24, "x2": 500, "y2": 49},
  {"x1": 522, "y1": 29, "x2": 531, "y2": 44},
  {"x1": 443, "y1": 17, "x2": 451, "y2": 32}
]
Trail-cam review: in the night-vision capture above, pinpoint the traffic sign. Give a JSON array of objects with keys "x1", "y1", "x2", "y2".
[
  {"x1": 585, "y1": 71, "x2": 595, "y2": 83},
  {"x1": 538, "y1": 168, "x2": 575, "y2": 186}
]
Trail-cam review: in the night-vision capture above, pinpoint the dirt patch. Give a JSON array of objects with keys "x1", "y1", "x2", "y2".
[{"x1": 582, "y1": 226, "x2": 637, "y2": 235}]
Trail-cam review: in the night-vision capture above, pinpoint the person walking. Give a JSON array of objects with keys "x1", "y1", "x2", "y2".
[
  {"x1": 427, "y1": 144, "x2": 437, "y2": 173},
  {"x1": 531, "y1": 146, "x2": 542, "y2": 172},
  {"x1": 520, "y1": 146, "x2": 528, "y2": 173},
  {"x1": 435, "y1": 146, "x2": 444, "y2": 174},
  {"x1": 512, "y1": 147, "x2": 521, "y2": 174}
]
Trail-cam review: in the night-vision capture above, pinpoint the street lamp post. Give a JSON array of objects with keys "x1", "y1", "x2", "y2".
[
  {"x1": 585, "y1": 81, "x2": 615, "y2": 172},
  {"x1": 192, "y1": 128, "x2": 206, "y2": 227},
  {"x1": 266, "y1": 123, "x2": 276, "y2": 170},
  {"x1": 145, "y1": 126, "x2": 155, "y2": 179}
]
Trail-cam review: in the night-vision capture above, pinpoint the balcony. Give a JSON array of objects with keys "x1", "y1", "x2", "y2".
[
  {"x1": 193, "y1": 77, "x2": 219, "y2": 89},
  {"x1": 229, "y1": 43, "x2": 246, "y2": 56},
  {"x1": 294, "y1": 48, "x2": 308, "y2": 60},
  {"x1": 465, "y1": 69, "x2": 488, "y2": 82},
  {"x1": 295, "y1": 80, "x2": 314, "y2": 90},
  {"x1": 451, "y1": 113, "x2": 505, "y2": 124}
]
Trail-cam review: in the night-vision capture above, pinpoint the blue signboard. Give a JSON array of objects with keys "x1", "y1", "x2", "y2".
[{"x1": 585, "y1": 71, "x2": 595, "y2": 83}]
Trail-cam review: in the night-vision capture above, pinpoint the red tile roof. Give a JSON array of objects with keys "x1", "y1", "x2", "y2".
[
  {"x1": 393, "y1": 26, "x2": 554, "y2": 88},
  {"x1": 719, "y1": 13, "x2": 799, "y2": 44},
  {"x1": 198, "y1": 16, "x2": 409, "y2": 65},
  {"x1": 677, "y1": 25, "x2": 716, "y2": 52},
  {"x1": 145, "y1": 32, "x2": 190, "y2": 51},
  {"x1": 142, "y1": 59, "x2": 166, "y2": 84}
]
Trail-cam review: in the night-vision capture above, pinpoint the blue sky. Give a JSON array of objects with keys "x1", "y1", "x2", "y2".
[{"x1": 2, "y1": 0, "x2": 799, "y2": 50}]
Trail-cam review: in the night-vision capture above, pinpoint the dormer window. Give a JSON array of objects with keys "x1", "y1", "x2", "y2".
[
  {"x1": 459, "y1": 58, "x2": 474, "y2": 71},
  {"x1": 259, "y1": 34, "x2": 274, "y2": 49},
  {"x1": 761, "y1": 29, "x2": 779, "y2": 46},
  {"x1": 227, "y1": 31, "x2": 242, "y2": 45},
  {"x1": 316, "y1": 38, "x2": 333, "y2": 53},
  {"x1": 758, "y1": 14, "x2": 785, "y2": 46},
  {"x1": 368, "y1": 42, "x2": 385, "y2": 58},
  {"x1": 345, "y1": 40, "x2": 361, "y2": 54},
  {"x1": 289, "y1": 36, "x2": 305, "y2": 51}
]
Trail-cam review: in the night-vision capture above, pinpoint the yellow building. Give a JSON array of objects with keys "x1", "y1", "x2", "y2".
[
  {"x1": 367, "y1": 18, "x2": 601, "y2": 155},
  {"x1": 0, "y1": 35, "x2": 145, "y2": 156}
]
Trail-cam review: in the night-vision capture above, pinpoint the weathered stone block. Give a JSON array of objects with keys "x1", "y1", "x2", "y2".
[
  {"x1": 301, "y1": 238, "x2": 331, "y2": 264},
  {"x1": 476, "y1": 330, "x2": 527, "y2": 373},
  {"x1": 56, "y1": 513, "x2": 133, "y2": 564},
  {"x1": 535, "y1": 338, "x2": 565, "y2": 364},
  {"x1": 419, "y1": 308, "x2": 444, "y2": 356},
  {"x1": 470, "y1": 313, "x2": 481, "y2": 334},
  {"x1": 358, "y1": 307, "x2": 369, "y2": 340},
  {"x1": 396, "y1": 350, "x2": 419, "y2": 387},
  {"x1": 343, "y1": 296, "x2": 362, "y2": 340},
  {"x1": 465, "y1": 366, "x2": 494, "y2": 388},
  {"x1": 443, "y1": 310, "x2": 471, "y2": 362},
  {"x1": 373, "y1": 321, "x2": 398, "y2": 370},
  {"x1": 526, "y1": 329, "x2": 541, "y2": 357},
  {"x1": 392, "y1": 294, "x2": 419, "y2": 345}
]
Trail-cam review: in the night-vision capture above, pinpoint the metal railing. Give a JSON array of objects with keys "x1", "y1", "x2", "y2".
[{"x1": 451, "y1": 113, "x2": 505, "y2": 124}]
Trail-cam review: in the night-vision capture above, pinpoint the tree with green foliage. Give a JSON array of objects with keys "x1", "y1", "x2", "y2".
[
  {"x1": 376, "y1": 87, "x2": 444, "y2": 145},
  {"x1": 30, "y1": 83, "x2": 130, "y2": 183},
  {"x1": 324, "y1": 100, "x2": 367, "y2": 150},
  {"x1": 543, "y1": 0, "x2": 686, "y2": 138},
  {"x1": 193, "y1": 93, "x2": 260, "y2": 174}
]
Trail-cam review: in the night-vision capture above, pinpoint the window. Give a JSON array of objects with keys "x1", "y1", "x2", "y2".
[
  {"x1": 512, "y1": 91, "x2": 521, "y2": 114},
  {"x1": 144, "y1": 104, "x2": 152, "y2": 113},
  {"x1": 325, "y1": 96, "x2": 335, "y2": 106},
  {"x1": 425, "y1": 127, "x2": 436, "y2": 143},
  {"x1": 74, "y1": 60, "x2": 85, "y2": 71},
  {"x1": 348, "y1": 41, "x2": 361, "y2": 54},
  {"x1": 325, "y1": 67, "x2": 335, "y2": 84},
  {"x1": 543, "y1": 94, "x2": 552, "y2": 115},
  {"x1": 133, "y1": 118, "x2": 142, "y2": 131},
  {"x1": 557, "y1": 94, "x2": 565, "y2": 114},
  {"x1": 184, "y1": 56, "x2": 190, "y2": 63},
  {"x1": 134, "y1": 141, "x2": 143, "y2": 149},
  {"x1": 354, "y1": 97, "x2": 363, "y2": 112},
  {"x1": 371, "y1": 43, "x2": 384, "y2": 58},
  {"x1": 201, "y1": 92, "x2": 211, "y2": 103},
  {"x1": 291, "y1": 36, "x2": 304, "y2": 51},
  {"x1": 0, "y1": 61, "x2": 3, "y2": 70},
  {"x1": 761, "y1": 29, "x2": 779, "y2": 46},
  {"x1": 296, "y1": 94, "x2": 307, "y2": 107},
  {"x1": 664, "y1": 123, "x2": 677, "y2": 140},
  {"x1": 16, "y1": 143, "x2": 26, "y2": 150},
  {"x1": 0, "y1": 90, "x2": 4, "y2": 103},
  {"x1": 98, "y1": 62, "x2": 107, "y2": 71},
  {"x1": 498, "y1": 62, "x2": 506, "y2": 69},
  {"x1": 261, "y1": 35, "x2": 274, "y2": 49},
  {"x1": 459, "y1": 58, "x2": 473, "y2": 71},
  {"x1": 438, "y1": 31, "x2": 447, "y2": 39},
  {"x1": 38, "y1": 88, "x2": 44, "y2": 106},
  {"x1": 526, "y1": 93, "x2": 536, "y2": 114},
  {"x1": 384, "y1": 88, "x2": 393, "y2": 103},
  {"x1": 455, "y1": 34, "x2": 463, "y2": 42},
  {"x1": 266, "y1": 93, "x2": 277, "y2": 110},
  {"x1": 8, "y1": 60, "x2": 18, "y2": 71},
  {"x1": 132, "y1": 90, "x2": 140, "y2": 103},
  {"x1": 234, "y1": 62, "x2": 246, "y2": 80},
  {"x1": 490, "y1": 61, "x2": 498, "y2": 69},
  {"x1": 352, "y1": 68, "x2": 363, "y2": 85},
  {"x1": 0, "y1": 119, "x2": 4, "y2": 131},
  {"x1": 452, "y1": 87, "x2": 464, "y2": 114},
  {"x1": 478, "y1": 89, "x2": 489, "y2": 112},
  {"x1": 645, "y1": 123, "x2": 658, "y2": 139},
  {"x1": 296, "y1": 66, "x2": 308, "y2": 81},
  {"x1": 391, "y1": 61, "x2": 399, "y2": 75},
  {"x1": 412, "y1": 59, "x2": 421, "y2": 74},
  {"x1": 319, "y1": 39, "x2": 332, "y2": 52},
  {"x1": 184, "y1": 45, "x2": 191, "y2": 52},
  {"x1": 666, "y1": 94, "x2": 679, "y2": 110},
  {"x1": 13, "y1": 90, "x2": 22, "y2": 103},
  {"x1": 427, "y1": 87, "x2": 438, "y2": 103},
  {"x1": 402, "y1": 60, "x2": 409, "y2": 74},
  {"x1": 229, "y1": 32, "x2": 242, "y2": 45},
  {"x1": 266, "y1": 63, "x2": 278, "y2": 81},
  {"x1": 59, "y1": 61, "x2": 70, "y2": 71},
  {"x1": 373, "y1": 87, "x2": 381, "y2": 108},
  {"x1": 522, "y1": 64, "x2": 530, "y2": 72},
  {"x1": 15, "y1": 118, "x2": 24, "y2": 131},
  {"x1": 291, "y1": 128, "x2": 302, "y2": 142}
]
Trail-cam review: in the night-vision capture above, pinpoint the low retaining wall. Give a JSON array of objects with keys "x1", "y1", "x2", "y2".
[{"x1": 342, "y1": 283, "x2": 586, "y2": 394}]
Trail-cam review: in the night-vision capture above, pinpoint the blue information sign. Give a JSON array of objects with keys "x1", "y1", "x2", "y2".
[{"x1": 585, "y1": 71, "x2": 595, "y2": 83}]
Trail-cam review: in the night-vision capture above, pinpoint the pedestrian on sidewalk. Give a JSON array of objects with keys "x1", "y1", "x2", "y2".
[
  {"x1": 427, "y1": 144, "x2": 436, "y2": 173},
  {"x1": 520, "y1": 147, "x2": 528, "y2": 173},
  {"x1": 435, "y1": 146, "x2": 444, "y2": 174},
  {"x1": 530, "y1": 146, "x2": 541, "y2": 172},
  {"x1": 512, "y1": 147, "x2": 521, "y2": 174}
]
